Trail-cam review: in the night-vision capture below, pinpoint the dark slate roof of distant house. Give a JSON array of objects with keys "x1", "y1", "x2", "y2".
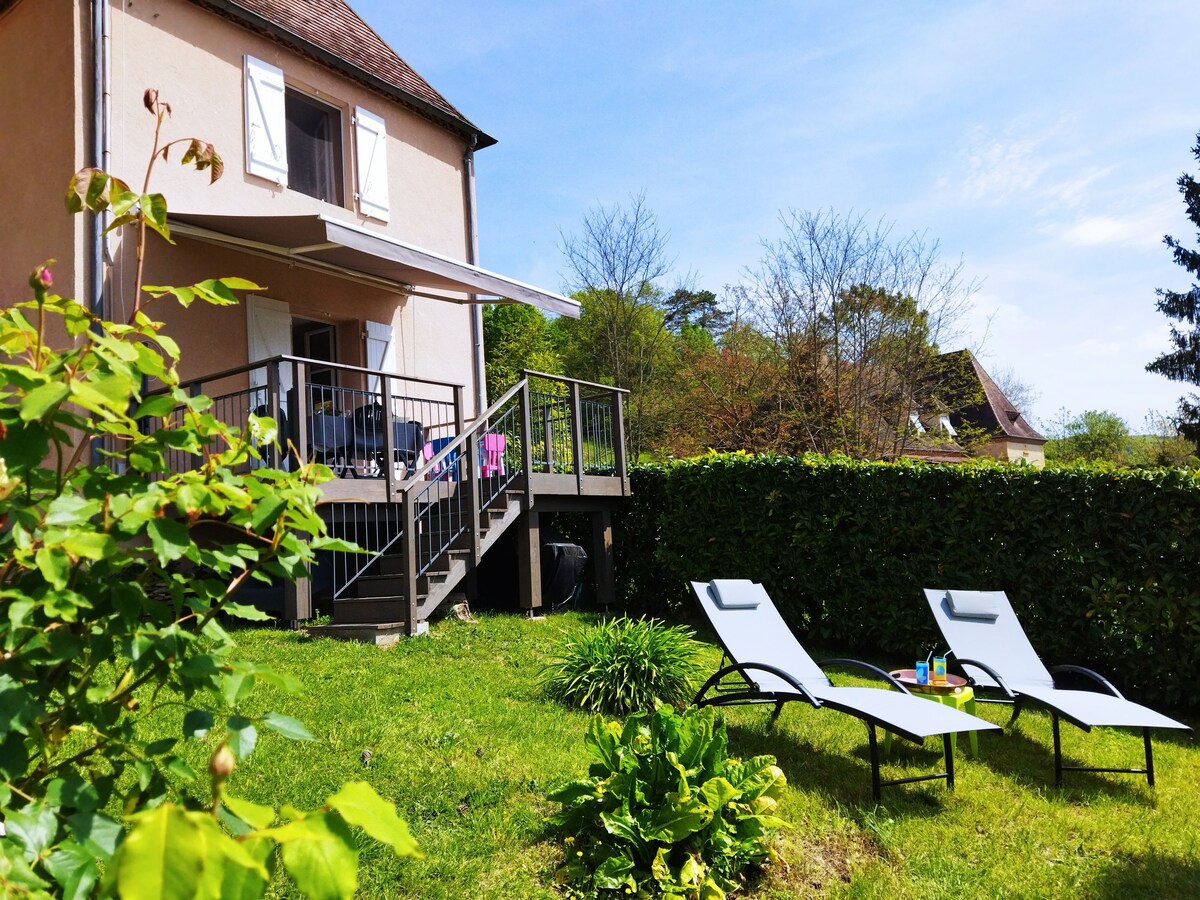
[
  {"x1": 940, "y1": 349, "x2": 1046, "y2": 444},
  {"x1": 194, "y1": 0, "x2": 496, "y2": 147}
]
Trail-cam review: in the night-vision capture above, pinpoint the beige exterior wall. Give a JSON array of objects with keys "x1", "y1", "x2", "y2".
[
  {"x1": 98, "y1": 0, "x2": 479, "y2": 412},
  {"x1": 983, "y1": 438, "x2": 1046, "y2": 468},
  {"x1": 0, "y1": 0, "x2": 89, "y2": 312}
]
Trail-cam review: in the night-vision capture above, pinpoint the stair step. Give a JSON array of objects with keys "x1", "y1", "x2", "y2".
[
  {"x1": 351, "y1": 574, "x2": 406, "y2": 598},
  {"x1": 429, "y1": 547, "x2": 471, "y2": 568},
  {"x1": 377, "y1": 555, "x2": 406, "y2": 576},
  {"x1": 305, "y1": 621, "x2": 420, "y2": 646},
  {"x1": 331, "y1": 490, "x2": 524, "y2": 631},
  {"x1": 333, "y1": 597, "x2": 408, "y2": 624},
  {"x1": 371, "y1": 546, "x2": 469, "y2": 577}
]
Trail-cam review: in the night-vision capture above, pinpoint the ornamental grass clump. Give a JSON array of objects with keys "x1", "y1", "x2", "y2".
[
  {"x1": 541, "y1": 616, "x2": 706, "y2": 716},
  {"x1": 549, "y1": 705, "x2": 789, "y2": 899}
]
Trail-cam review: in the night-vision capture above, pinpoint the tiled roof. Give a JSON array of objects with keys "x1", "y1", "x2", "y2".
[
  {"x1": 940, "y1": 350, "x2": 1046, "y2": 443},
  {"x1": 194, "y1": 0, "x2": 496, "y2": 147}
]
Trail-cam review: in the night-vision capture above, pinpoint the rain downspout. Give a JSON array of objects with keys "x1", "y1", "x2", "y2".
[
  {"x1": 90, "y1": 0, "x2": 110, "y2": 466},
  {"x1": 90, "y1": 0, "x2": 108, "y2": 320},
  {"x1": 463, "y1": 136, "x2": 486, "y2": 415}
]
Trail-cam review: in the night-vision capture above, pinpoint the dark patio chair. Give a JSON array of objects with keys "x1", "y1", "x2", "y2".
[
  {"x1": 351, "y1": 402, "x2": 424, "y2": 476},
  {"x1": 308, "y1": 412, "x2": 351, "y2": 476}
]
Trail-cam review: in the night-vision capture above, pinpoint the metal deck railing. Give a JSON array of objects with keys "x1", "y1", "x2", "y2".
[{"x1": 148, "y1": 361, "x2": 629, "y2": 631}]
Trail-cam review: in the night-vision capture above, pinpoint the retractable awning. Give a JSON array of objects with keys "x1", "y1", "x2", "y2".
[{"x1": 169, "y1": 213, "x2": 580, "y2": 317}]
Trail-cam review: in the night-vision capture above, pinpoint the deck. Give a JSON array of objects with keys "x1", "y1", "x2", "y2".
[{"x1": 161, "y1": 358, "x2": 629, "y2": 641}]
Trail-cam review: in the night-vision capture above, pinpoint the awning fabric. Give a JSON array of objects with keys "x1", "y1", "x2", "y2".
[{"x1": 169, "y1": 213, "x2": 580, "y2": 317}]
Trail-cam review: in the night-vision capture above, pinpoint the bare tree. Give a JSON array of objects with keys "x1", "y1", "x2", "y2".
[
  {"x1": 558, "y1": 193, "x2": 677, "y2": 456},
  {"x1": 739, "y1": 209, "x2": 980, "y2": 458},
  {"x1": 560, "y1": 191, "x2": 672, "y2": 301},
  {"x1": 989, "y1": 365, "x2": 1041, "y2": 427}
]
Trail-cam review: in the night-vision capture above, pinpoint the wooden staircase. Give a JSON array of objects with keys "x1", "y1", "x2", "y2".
[
  {"x1": 299, "y1": 371, "x2": 628, "y2": 644},
  {"x1": 308, "y1": 487, "x2": 523, "y2": 642}
]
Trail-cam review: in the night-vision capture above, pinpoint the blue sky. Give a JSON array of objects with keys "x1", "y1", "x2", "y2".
[{"x1": 361, "y1": 0, "x2": 1200, "y2": 431}]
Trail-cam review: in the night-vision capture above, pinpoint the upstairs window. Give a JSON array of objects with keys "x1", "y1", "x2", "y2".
[
  {"x1": 244, "y1": 55, "x2": 390, "y2": 221},
  {"x1": 286, "y1": 89, "x2": 344, "y2": 205}
]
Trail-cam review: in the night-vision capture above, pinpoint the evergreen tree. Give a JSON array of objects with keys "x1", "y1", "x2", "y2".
[{"x1": 1147, "y1": 132, "x2": 1200, "y2": 447}]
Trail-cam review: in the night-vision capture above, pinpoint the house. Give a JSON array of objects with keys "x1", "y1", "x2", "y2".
[
  {"x1": 938, "y1": 350, "x2": 1046, "y2": 467},
  {"x1": 896, "y1": 401, "x2": 972, "y2": 465},
  {"x1": 900, "y1": 350, "x2": 1045, "y2": 466},
  {"x1": 0, "y1": 0, "x2": 628, "y2": 642}
]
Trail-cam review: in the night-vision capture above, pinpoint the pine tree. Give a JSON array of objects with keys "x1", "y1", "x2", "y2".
[{"x1": 1147, "y1": 132, "x2": 1200, "y2": 447}]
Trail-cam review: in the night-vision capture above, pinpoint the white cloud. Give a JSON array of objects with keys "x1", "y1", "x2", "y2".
[
  {"x1": 1059, "y1": 216, "x2": 1141, "y2": 247},
  {"x1": 945, "y1": 126, "x2": 1053, "y2": 205},
  {"x1": 1048, "y1": 197, "x2": 1182, "y2": 250},
  {"x1": 1039, "y1": 165, "x2": 1116, "y2": 211},
  {"x1": 1135, "y1": 326, "x2": 1172, "y2": 352},
  {"x1": 1080, "y1": 338, "x2": 1122, "y2": 356}
]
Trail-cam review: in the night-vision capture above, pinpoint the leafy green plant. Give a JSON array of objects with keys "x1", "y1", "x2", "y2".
[
  {"x1": 541, "y1": 616, "x2": 705, "y2": 716},
  {"x1": 549, "y1": 705, "x2": 788, "y2": 899},
  {"x1": 0, "y1": 91, "x2": 415, "y2": 897}
]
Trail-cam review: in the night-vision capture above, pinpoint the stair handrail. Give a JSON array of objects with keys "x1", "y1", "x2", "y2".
[
  {"x1": 403, "y1": 377, "x2": 529, "y2": 484},
  {"x1": 520, "y1": 369, "x2": 630, "y2": 397}
]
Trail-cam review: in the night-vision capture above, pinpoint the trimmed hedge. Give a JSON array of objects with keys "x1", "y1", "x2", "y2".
[{"x1": 615, "y1": 453, "x2": 1200, "y2": 711}]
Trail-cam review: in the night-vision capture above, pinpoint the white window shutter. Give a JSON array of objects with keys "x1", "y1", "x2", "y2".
[
  {"x1": 246, "y1": 296, "x2": 293, "y2": 467},
  {"x1": 354, "y1": 107, "x2": 390, "y2": 221},
  {"x1": 245, "y1": 56, "x2": 288, "y2": 186},
  {"x1": 365, "y1": 320, "x2": 396, "y2": 394},
  {"x1": 247, "y1": 295, "x2": 294, "y2": 394}
]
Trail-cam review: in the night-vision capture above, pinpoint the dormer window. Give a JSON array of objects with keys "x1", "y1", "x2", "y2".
[
  {"x1": 939, "y1": 414, "x2": 957, "y2": 436},
  {"x1": 285, "y1": 89, "x2": 343, "y2": 205},
  {"x1": 909, "y1": 412, "x2": 925, "y2": 433}
]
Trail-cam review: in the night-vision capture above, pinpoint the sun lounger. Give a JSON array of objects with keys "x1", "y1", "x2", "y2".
[
  {"x1": 691, "y1": 580, "x2": 999, "y2": 801},
  {"x1": 923, "y1": 588, "x2": 1192, "y2": 786}
]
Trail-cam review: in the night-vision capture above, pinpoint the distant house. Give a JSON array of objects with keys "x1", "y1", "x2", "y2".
[
  {"x1": 897, "y1": 398, "x2": 973, "y2": 464},
  {"x1": 903, "y1": 350, "x2": 1046, "y2": 467},
  {"x1": 0, "y1": 0, "x2": 628, "y2": 641}
]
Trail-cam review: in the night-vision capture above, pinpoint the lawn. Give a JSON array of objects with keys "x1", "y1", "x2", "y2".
[{"x1": 191, "y1": 612, "x2": 1200, "y2": 899}]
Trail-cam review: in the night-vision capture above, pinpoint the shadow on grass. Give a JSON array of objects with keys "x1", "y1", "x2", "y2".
[
  {"x1": 966, "y1": 715, "x2": 1159, "y2": 803},
  {"x1": 1084, "y1": 850, "x2": 1200, "y2": 899},
  {"x1": 724, "y1": 717, "x2": 954, "y2": 814}
]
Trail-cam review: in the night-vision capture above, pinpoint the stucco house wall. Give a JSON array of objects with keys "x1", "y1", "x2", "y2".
[
  {"x1": 984, "y1": 438, "x2": 1046, "y2": 467},
  {"x1": 0, "y1": 0, "x2": 88, "y2": 309},
  {"x1": 105, "y1": 0, "x2": 477, "y2": 407},
  {"x1": 2, "y1": 0, "x2": 493, "y2": 415}
]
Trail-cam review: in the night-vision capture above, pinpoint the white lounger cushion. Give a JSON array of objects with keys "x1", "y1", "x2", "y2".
[
  {"x1": 946, "y1": 590, "x2": 1000, "y2": 621},
  {"x1": 709, "y1": 579, "x2": 762, "y2": 609}
]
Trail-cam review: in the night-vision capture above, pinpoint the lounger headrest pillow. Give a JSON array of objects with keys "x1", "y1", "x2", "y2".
[
  {"x1": 709, "y1": 580, "x2": 761, "y2": 609},
  {"x1": 946, "y1": 590, "x2": 1000, "y2": 621}
]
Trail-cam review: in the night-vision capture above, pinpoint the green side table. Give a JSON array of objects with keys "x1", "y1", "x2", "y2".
[{"x1": 882, "y1": 669, "x2": 979, "y2": 757}]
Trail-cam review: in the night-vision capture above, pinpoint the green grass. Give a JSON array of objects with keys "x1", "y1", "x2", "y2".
[{"x1": 177, "y1": 613, "x2": 1200, "y2": 898}]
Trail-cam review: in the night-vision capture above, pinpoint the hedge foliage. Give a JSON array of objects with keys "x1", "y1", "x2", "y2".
[{"x1": 615, "y1": 453, "x2": 1200, "y2": 711}]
